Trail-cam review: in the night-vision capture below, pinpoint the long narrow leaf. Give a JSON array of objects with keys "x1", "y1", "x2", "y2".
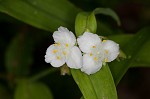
[
  {"x1": 94, "y1": 8, "x2": 121, "y2": 26},
  {"x1": 14, "y1": 79, "x2": 53, "y2": 99},
  {"x1": 109, "y1": 34, "x2": 150, "y2": 67},
  {"x1": 5, "y1": 32, "x2": 34, "y2": 78},
  {"x1": 109, "y1": 27, "x2": 150, "y2": 85},
  {"x1": 71, "y1": 64, "x2": 117, "y2": 99},
  {"x1": 0, "y1": 0, "x2": 79, "y2": 31}
]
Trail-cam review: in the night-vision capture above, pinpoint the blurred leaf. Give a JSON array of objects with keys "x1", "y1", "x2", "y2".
[
  {"x1": 14, "y1": 79, "x2": 53, "y2": 99},
  {"x1": 97, "y1": 21, "x2": 114, "y2": 35},
  {"x1": 0, "y1": 0, "x2": 79, "y2": 31},
  {"x1": 80, "y1": 96, "x2": 84, "y2": 99},
  {"x1": 109, "y1": 34, "x2": 150, "y2": 67},
  {"x1": 0, "y1": 83, "x2": 11, "y2": 99},
  {"x1": 5, "y1": 32, "x2": 34, "y2": 78},
  {"x1": 94, "y1": 8, "x2": 121, "y2": 26},
  {"x1": 0, "y1": 0, "x2": 120, "y2": 36},
  {"x1": 71, "y1": 64, "x2": 117, "y2": 99},
  {"x1": 75, "y1": 12, "x2": 97, "y2": 36},
  {"x1": 108, "y1": 34, "x2": 133, "y2": 48},
  {"x1": 95, "y1": 0, "x2": 119, "y2": 7},
  {"x1": 131, "y1": 40, "x2": 150, "y2": 67},
  {"x1": 109, "y1": 27, "x2": 150, "y2": 85}
]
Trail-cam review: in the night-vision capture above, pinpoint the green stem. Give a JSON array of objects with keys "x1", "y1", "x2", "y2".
[{"x1": 30, "y1": 68, "x2": 58, "y2": 82}]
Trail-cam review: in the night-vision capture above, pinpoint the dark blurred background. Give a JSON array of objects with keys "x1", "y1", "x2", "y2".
[{"x1": 0, "y1": 0, "x2": 150, "y2": 99}]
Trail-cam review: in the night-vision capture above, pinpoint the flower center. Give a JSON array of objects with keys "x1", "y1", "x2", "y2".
[
  {"x1": 91, "y1": 44, "x2": 109, "y2": 62},
  {"x1": 59, "y1": 43, "x2": 72, "y2": 60}
]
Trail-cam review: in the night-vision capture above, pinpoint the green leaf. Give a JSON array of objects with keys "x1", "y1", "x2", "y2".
[
  {"x1": 97, "y1": 21, "x2": 114, "y2": 35},
  {"x1": 0, "y1": 1, "x2": 117, "y2": 36},
  {"x1": 0, "y1": 83, "x2": 11, "y2": 99},
  {"x1": 94, "y1": 8, "x2": 121, "y2": 26},
  {"x1": 80, "y1": 96, "x2": 84, "y2": 99},
  {"x1": 75, "y1": 12, "x2": 97, "y2": 36},
  {"x1": 14, "y1": 79, "x2": 53, "y2": 99},
  {"x1": 71, "y1": 64, "x2": 117, "y2": 99},
  {"x1": 0, "y1": 0, "x2": 79, "y2": 31},
  {"x1": 109, "y1": 34, "x2": 150, "y2": 67},
  {"x1": 5, "y1": 32, "x2": 34, "y2": 77},
  {"x1": 131, "y1": 40, "x2": 150, "y2": 67},
  {"x1": 108, "y1": 34, "x2": 133, "y2": 47},
  {"x1": 109, "y1": 27, "x2": 150, "y2": 85}
]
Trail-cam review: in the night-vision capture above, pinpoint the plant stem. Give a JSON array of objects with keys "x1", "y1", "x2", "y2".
[{"x1": 30, "y1": 68, "x2": 58, "y2": 82}]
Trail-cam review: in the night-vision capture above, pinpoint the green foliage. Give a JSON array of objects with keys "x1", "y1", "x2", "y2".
[
  {"x1": 14, "y1": 79, "x2": 53, "y2": 99},
  {"x1": 73, "y1": 10, "x2": 119, "y2": 99},
  {"x1": 0, "y1": 0, "x2": 149, "y2": 99},
  {"x1": 5, "y1": 32, "x2": 34, "y2": 78},
  {"x1": 75, "y1": 12, "x2": 97, "y2": 36},
  {"x1": 0, "y1": 0, "x2": 79, "y2": 31},
  {"x1": 94, "y1": 8, "x2": 121, "y2": 26},
  {"x1": 0, "y1": 83, "x2": 11, "y2": 99},
  {"x1": 109, "y1": 34, "x2": 150, "y2": 67},
  {"x1": 109, "y1": 27, "x2": 150, "y2": 85},
  {"x1": 71, "y1": 64, "x2": 117, "y2": 99}
]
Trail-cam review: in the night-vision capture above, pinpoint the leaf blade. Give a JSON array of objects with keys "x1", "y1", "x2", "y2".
[
  {"x1": 5, "y1": 32, "x2": 34, "y2": 78},
  {"x1": 0, "y1": 0, "x2": 79, "y2": 31},
  {"x1": 109, "y1": 34, "x2": 150, "y2": 67},
  {"x1": 14, "y1": 79, "x2": 53, "y2": 99},
  {"x1": 109, "y1": 27, "x2": 150, "y2": 85},
  {"x1": 94, "y1": 8, "x2": 121, "y2": 26},
  {"x1": 71, "y1": 64, "x2": 117, "y2": 99}
]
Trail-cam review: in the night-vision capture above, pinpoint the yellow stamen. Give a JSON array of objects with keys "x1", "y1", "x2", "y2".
[
  {"x1": 105, "y1": 58, "x2": 108, "y2": 62},
  {"x1": 57, "y1": 42, "x2": 60, "y2": 46},
  {"x1": 52, "y1": 49, "x2": 58, "y2": 54},
  {"x1": 57, "y1": 56, "x2": 61, "y2": 60},
  {"x1": 94, "y1": 57, "x2": 98, "y2": 61},
  {"x1": 90, "y1": 53, "x2": 93, "y2": 56},
  {"x1": 92, "y1": 46, "x2": 96, "y2": 48},
  {"x1": 66, "y1": 43, "x2": 69, "y2": 47},
  {"x1": 54, "y1": 42, "x2": 60, "y2": 46},
  {"x1": 63, "y1": 51, "x2": 67, "y2": 55},
  {"x1": 102, "y1": 40, "x2": 107, "y2": 42},
  {"x1": 105, "y1": 50, "x2": 108, "y2": 54},
  {"x1": 54, "y1": 44, "x2": 57, "y2": 46}
]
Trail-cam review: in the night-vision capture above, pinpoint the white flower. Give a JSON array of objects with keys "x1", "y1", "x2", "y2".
[
  {"x1": 77, "y1": 32, "x2": 119, "y2": 75},
  {"x1": 45, "y1": 26, "x2": 82, "y2": 69}
]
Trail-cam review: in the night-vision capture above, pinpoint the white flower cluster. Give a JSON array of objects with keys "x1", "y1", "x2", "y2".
[{"x1": 45, "y1": 26, "x2": 119, "y2": 75}]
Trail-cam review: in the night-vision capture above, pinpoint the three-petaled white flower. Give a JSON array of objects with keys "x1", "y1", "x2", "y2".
[
  {"x1": 45, "y1": 26, "x2": 82, "y2": 69},
  {"x1": 77, "y1": 32, "x2": 119, "y2": 75}
]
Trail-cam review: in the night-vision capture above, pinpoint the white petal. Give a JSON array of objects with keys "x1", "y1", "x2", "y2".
[
  {"x1": 53, "y1": 26, "x2": 76, "y2": 47},
  {"x1": 81, "y1": 54, "x2": 102, "y2": 75},
  {"x1": 45, "y1": 44, "x2": 65, "y2": 67},
  {"x1": 77, "y1": 32, "x2": 101, "y2": 53},
  {"x1": 51, "y1": 58, "x2": 65, "y2": 67},
  {"x1": 102, "y1": 40, "x2": 119, "y2": 62},
  {"x1": 45, "y1": 44, "x2": 56, "y2": 63},
  {"x1": 66, "y1": 46, "x2": 82, "y2": 69}
]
